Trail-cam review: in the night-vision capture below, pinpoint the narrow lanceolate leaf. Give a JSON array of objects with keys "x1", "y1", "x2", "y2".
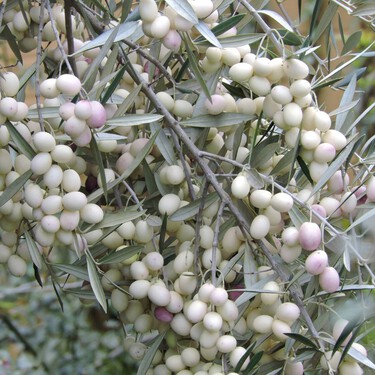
[
  {"x1": 341, "y1": 31, "x2": 362, "y2": 55},
  {"x1": 106, "y1": 114, "x2": 163, "y2": 127},
  {"x1": 0, "y1": 25, "x2": 23, "y2": 63},
  {"x1": 137, "y1": 331, "x2": 167, "y2": 375},
  {"x1": 334, "y1": 73, "x2": 358, "y2": 132},
  {"x1": 181, "y1": 113, "x2": 253, "y2": 128},
  {"x1": 311, "y1": 2, "x2": 338, "y2": 44},
  {"x1": 101, "y1": 63, "x2": 126, "y2": 104},
  {"x1": 164, "y1": 0, "x2": 198, "y2": 24},
  {"x1": 345, "y1": 206, "x2": 375, "y2": 232},
  {"x1": 73, "y1": 21, "x2": 139, "y2": 55},
  {"x1": 28, "y1": 107, "x2": 61, "y2": 119},
  {"x1": 24, "y1": 230, "x2": 42, "y2": 270},
  {"x1": 195, "y1": 14, "x2": 245, "y2": 41},
  {"x1": 5, "y1": 121, "x2": 36, "y2": 159},
  {"x1": 99, "y1": 245, "x2": 143, "y2": 264},
  {"x1": 0, "y1": 170, "x2": 32, "y2": 208},
  {"x1": 352, "y1": 4, "x2": 375, "y2": 17},
  {"x1": 151, "y1": 123, "x2": 177, "y2": 165},
  {"x1": 195, "y1": 21, "x2": 222, "y2": 48},
  {"x1": 183, "y1": 33, "x2": 211, "y2": 100},
  {"x1": 312, "y1": 41, "x2": 375, "y2": 89},
  {"x1": 86, "y1": 254, "x2": 107, "y2": 313},
  {"x1": 87, "y1": 130, "x2": 159, "y2": 203},
  {"x1": 52, "y1": 263, "x2": 90, "y2": 281},
  {"x1": 258, "y1": 10, "x2": 294, "y2": 32},
  {"x1": 284, "y1": 333, "x2": 319, "y2": 349},
  {"x1": 309, "y1": 141, "x2": 356, "y2": 198},
  {"x1": 169, "y1": 192, "x2": 219, "y2": 221},
  {"x1": 96, "y1": 208, "x2": 145, "y2": 229},
  {"x1": 90, "y1": 136, "x2": 108, "y2": 202}
]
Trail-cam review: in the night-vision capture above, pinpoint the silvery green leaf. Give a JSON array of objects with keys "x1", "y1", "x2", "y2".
[
  {"x1": 164, "y1": 0, "x2": 198, "y2": 24},
  {"x1": 87, "y1": 255, "x2": 107, "y2": 313}
]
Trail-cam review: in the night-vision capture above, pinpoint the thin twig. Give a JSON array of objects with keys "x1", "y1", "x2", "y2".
[
  {"x1": 35, "y1": 0, "x2": 46, "y2": 131},
  {"x1": 238, "y1": 0, "x2": 284, "y2": 56},
  {"x1": 64, "y1": 0, "x2": 78, "y2": 76},
  {"x1": 45, "y1": 1, "x2": 74, "y2": 74},
  {"x1": 212, "y1": 201, "x2": 226, "y2": 286}
]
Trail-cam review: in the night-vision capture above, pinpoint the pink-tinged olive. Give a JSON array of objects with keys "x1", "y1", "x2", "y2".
[
  {"x1": 299, "y1": 222, "x2": 321, "y2": 251},
  {"x1": 204, "y1": 94, "x2": 226, "y2": 115},
  {"x1": 86, "y1": 101, "x2": 107, "y2": 128},
  {"x1": 322, "y1": 129, "x2": 347, "y2": 151},
  {"x1": 162, "y1": 29, "x2": 182, "y2": 51},
  {"x1": 319, "y1": 266, "x2": 340, "y2": 293},
  {"x1": 74, "y1": 100, "x2": 93, "y2": 120},
  {"x1": 305, "y1": 250, "x2": 328, "y2": 275},
  {"x1": 59, "y1": 102, "x2": 76, "y2": 120}
]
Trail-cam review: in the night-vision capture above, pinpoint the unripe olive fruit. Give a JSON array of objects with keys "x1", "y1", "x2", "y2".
[
  {"x1": 272, "y1": 319, "x2": 291, "y2": 341},
  {"x1": 129, "y1": 279, "x2": 150, "y2": 299},
  {"x1": 298, "y1": 222, "x2": 321, "y2": 251},
  {"x1": 248, "y1": 76, "x2": 271, "y2": 96},
  {"x1": 283, "y1": 103, "x2": 303, "y2": 127},
  {"x1": 209, "y1": 287, "x2": 228, "y2": 306},
  {"x1": 186, "y1": 300, "x2": 208, "y2": 323},
  {"x1": 158, "y1": 193, "x2": 181, "y2": 215},
  {"x1": 253, "y1": 314, "x2": 273, "y2": 333},
  {"x1": 148, "y1": 284, "x2": 171, "y2": 306},
  {"x1": 151, "y1": 16, "x2": 171, "y2": 39},
  {"x1": 156, "y1": 91, "x2": 175, "y2": 111},
  {"x1": 0, "y1": 97, "x2": 18, "y2": 117},
  {"x1": 314, "y1": 142, "x2": 336, "y2": 163},
  {"x1": 80, "y1": 203, "x2": 104, "y2": 224},
  {"x1": 229, "y1": 347, "x2": 249, "y2": 370},
  {"x1": 249, "y1": 189, "x2": 272, "y2": 209},
  {"x1": 162, "y1": 29, "x2": 182, "y2": 51},
  {"x1": 319, "y1": 266, "x2": 340, "y2": 293},
  {"x1": 290, "y1": 79, "x2": 311, "y2": 98},
  {"x1": 7, "y1": 254, "x2": 27, "y2": 277},
  {"x1": 203, "y1": 311, "x2": 223, "y2": 331},
  {"x1": 173, "y1": 249, "x2": 194, "y2": 274},
  {"x1": 305, "y1": 250, "x2": 328, "y2": 275},
  {"x1": 231, "y1": 175, "x2": 250, "y2": 199},
  {"x1": 270, "y1": 85, "x2": 293, "y2": 105},
  {"x1": 283, "y1": 58, "x2": 309, "y2": 79},
  {"x1": 180, "y1": 347, "x2": 200, "y2": 368},
  {"x1": 229, "y1": 63, "x2": 253, "y2": 82},
  {"x1": 40, "y1": 78, "x2": 59, "y2": 98},
  {"x1": 250, "y1": 215, "x2": 270, "y2": 239},
  {"x1": 275, "y1": 302, "x2": 300, "y2": 324},
  {"x1": 143, "y1": 251, "x2": 164, "y2": 271},
  {"x1": 139, "y1": 0, "x2": 158, "y2": 22},
  {"x1": 270, "y1": 192, "x2": 294, "y2": 212},
  {"x1": 41, "y1": 215, "x2": 61, "y2": 233},
  {"x1": 339, "y1": 361, "x2": 363, "y2": 375},
  {"x1": 314, "y1": 110, "x2": 331, "y2": 131},
  {"x1": 31, "y1": 152, "x2": 53, "y2": 175},
  {"x1": 111, "y1": 289, "x2": 129, "y2": 312},
  {"x1": 74, "y1": 100, "x2": 92, "y2": 120},
  {"x1": 170, "y1": 313, "x2": 192, "y2": 336},
  {"x1": 0, "y1": 72, "x2": 20, "y2": 96},
  {"x1": 173, "y1": 100, "x2": 193, "y2": 118},
  {"x1": 86, "y1": 101, "x2": 107, "y2": 129},
  {"x1": 51, "y1": 144, "x2": 74, "y2": 164},
  {"x1": 165, "y1": 165, "x2": 185, "y2": 185},
  {"x1": 216, "y1": 335, "x2": 237, "y2": 353},
  {"x1": 205, "y1": 94, "x2": 226, "y2": 115},
  {"x1": 56, "y1": 74, "x2": 82, "y2": 96},
  {"x1": 261, "y1": 281, "x2": 280, "y2": 305},
  {"x1": 322, "y1": 129, "x2": 347, "y2": 151},
  {"x1": 221, "y1": 48, "x2": 241, "y2": 66}
]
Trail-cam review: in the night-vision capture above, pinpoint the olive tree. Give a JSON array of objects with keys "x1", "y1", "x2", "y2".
[{"x1": 0, "y1": 0, "x2": 375, "y2": 374}]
